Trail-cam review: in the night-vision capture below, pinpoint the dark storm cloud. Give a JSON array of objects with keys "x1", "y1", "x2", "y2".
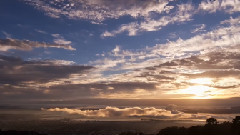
[
  {"x1": 0, "y1": 38, "x2": 75, "y2": 51},
  {"x1": 0, "y1": 55, "x2": 93, "y2": 85}
]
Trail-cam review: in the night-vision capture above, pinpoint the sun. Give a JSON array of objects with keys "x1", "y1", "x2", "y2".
[
  {"x1": 178, "y1": 85, "x2": 213, "y2": 99},
  {"x1": 185, "y1": 78, "x2": 216, "y2": 99},
  {"x1": 166, "y1": 78, "x2": 220, "y2": 99},
  {"x1": 189, "y1": 78, "x2": 213, "y2": 85}
]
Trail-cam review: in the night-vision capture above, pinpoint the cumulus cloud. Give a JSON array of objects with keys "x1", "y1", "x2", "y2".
[
  {"x1": 44, "y1": 106, "x2": 185, "y2": 118},
  {"x1": 0, "y1": 38, "x2": 75, "y2": 52},
  {"x1": 44, "y1": 106, "x2": 239, "y2": 121}
]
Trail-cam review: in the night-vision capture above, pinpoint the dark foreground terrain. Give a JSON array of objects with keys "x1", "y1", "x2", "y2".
[
  {"x1": 157, "y1": 116, "x2": 240, "y2": 135},
  {"x1": 0, "y1": 117, "x2": 240, "y2": 135}
]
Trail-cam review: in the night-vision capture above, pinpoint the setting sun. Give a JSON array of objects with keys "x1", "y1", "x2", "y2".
[
  {"x1": 189, "y1": 78, "x2": 213, "y2": 85},
  {"x1": 179, "y1": 85, "x2": 214, "y2": 99},
  {"x1": 165, "y1": 77, "x2": 219, "y2": 99}
]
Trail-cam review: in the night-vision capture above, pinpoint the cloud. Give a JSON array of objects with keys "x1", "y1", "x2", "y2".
[
  {"x1": 45, "y1": 82, "x2": 157, "y2": 99},
  {"x1": 44, "y1": 106, "x2": 238, "y2": 121},
  {"x1": 221, "y1": 16, "x2": 240, "y2": 26},
  {"x1": 0, "y1": 38, "x2": 75, "y2": 52},
  {"x1": 85, "y1": 20, "x2": 240, "y2": 98},
  {"x1": 52, "y1": 34, "x2": 72, "y2": 45},
  {"x1": 199, "y1": 0, "x2": 240, "y2": 14},
  {"x1": 1, "y1": 16, "x2": 240, "y2": 101},
  {"x1": 0, "y1": 55, "x2": 93, "y2": 86},
  {"x1": 1, "y1": 31, "x2": 11, "y2": 38},
  {"x1": 0, "y1": 55, "x2": 158, "y2": 100},
  {"x1": 102, "y1": 3, "x2": 194, "y2": 37},
  {"x1": 102, "y1": 1, "x2": 239, "y2": 37},
  {"x1": 35, "y1": 29, "x2": 48, "y2": 34},
  {"x1": 44, "y1": 106, "x2": 185, "y2": 118},
  {"x1": 84, "y1": 16, "x2": 240, "y2": 99},
  {"x1": 191, "y1": 24, "x2": 206, "y2": 33},
  {"x1": 96, "y1": 16, "x2": 240, "y2": 75},
  {"x1": 24, "y1": 0, "x2": 173, "y2": 23},
  {"x1": 154, "y1": 51, "x2": 240, "y2": 70}
]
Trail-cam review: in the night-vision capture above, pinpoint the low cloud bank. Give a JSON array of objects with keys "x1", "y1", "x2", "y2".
[{"x1": 44, "y1": 106, "x2": 238, "y2": 121}]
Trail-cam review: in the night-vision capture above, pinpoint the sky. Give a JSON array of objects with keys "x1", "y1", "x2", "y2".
[{"x1": 0, "y1": 0, "x2": 240, "y2": 102}]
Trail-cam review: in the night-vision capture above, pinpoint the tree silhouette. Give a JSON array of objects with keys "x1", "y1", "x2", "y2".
[
  {"x1": 233, "y1": 116, "x2": 240, "y2": 127},
  {"x1": 206, "y1": 118, "x2": 218, "y2": 125},
  {"x1": 232, "y1": 116, "x2": 240, "y2": 134},
  {"x1": 157, "y1": 116, "x2": 240, "y2": 135}
]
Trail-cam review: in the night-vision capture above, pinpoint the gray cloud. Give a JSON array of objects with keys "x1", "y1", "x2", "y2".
[
  {"x1": 0, "y1": 38, "x2": 75, "y2": 52},
  {"x1": 46, "y1": 82, "x2": 157, "y2": 99},
  {"x1": 1, "y1": 49, "x2": 240, "y2": 101},
  {"x1": 0, "y1": 55, "x2": 93, "y2": 85},
  {"x1": 0, "y1": 55, "x2": 158, "y2": 100},
  {"x1": 187, "y1": 71, "x2": 240, "y2": 79},
  {"x1": 154, "y1": 51, "x2": 240, "y2": 70}
]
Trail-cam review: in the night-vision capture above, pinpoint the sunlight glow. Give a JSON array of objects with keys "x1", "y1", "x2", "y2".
[
  {"x1": 171, "y1": 78, "x2": 218, "y2": 99},
  {"x1": 179, "y1": 85, "x2": 213, "y2": 99},
  {"x1": 189, "y1": 78, "x2": 213, "y2": 85},
  {"x1": 166, "y1": 84, "x2": 221, "y2": 99}
]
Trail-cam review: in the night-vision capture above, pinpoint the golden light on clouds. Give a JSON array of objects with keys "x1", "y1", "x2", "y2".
[
  {"x1": 167, "y1": 85, "x2": 220, "y2": 99},
  {"x1": 166, "y1": 78, "x2": 222, "y2": 99},
  {"x1": 189, "y1": 78, "x2": 213, "y2": 85},
  {"x1": 179, "y1": 85, "x2": 215, "y2": 99}
]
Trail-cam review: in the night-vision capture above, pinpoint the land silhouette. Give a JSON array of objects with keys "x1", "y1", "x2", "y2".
[
  {"x1": 0, "y1": 116, "x2": 239, "y2": 135},
  {"x1": 157, "y1": 116, "x2": 240, "y2": 135}
]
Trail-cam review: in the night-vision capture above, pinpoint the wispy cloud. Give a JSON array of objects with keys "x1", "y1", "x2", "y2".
[
  {"x1": 24, "y1": 0, "x2": 173, "y2": 23},
  {"x1": 1, "y1": 31, "x2": 11, "y2": 38},
  {"x1": 98, "y1": 16, "x2": 240, "y2": 72},
  {"x1": 199, "y1": 0, "x2": 240, "y2": 14},
  {"x1": 101, "y1": 4, "x2": 194, "y2": 37},
  {"x1": 0, "y1": 38, "x2": 75, "y2": 52},
  {"x1": 101, "y1": 0, "x2": 240, "y2": 37},
  {"x1": 1, "y1": 6, "x2": 240, "y2": 101},
  {"x1": 52, "y1": 34, "x2": 72, "y2": 45},
  {"x1": 191, "y1": 24, "x2": 206, "y2": 33},
  {"x1": 81, "y1": 16, "x2": 240, "y2": 99}
]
